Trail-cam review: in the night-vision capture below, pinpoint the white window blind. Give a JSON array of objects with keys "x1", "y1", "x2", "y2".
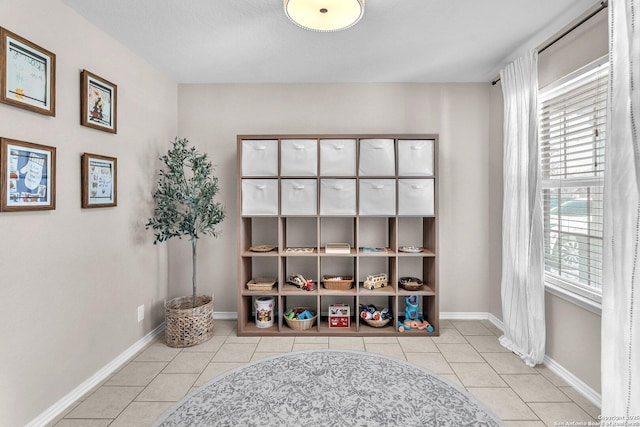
[{"x1": 539, "y1": 57, "x2": 608, "y2": 302}]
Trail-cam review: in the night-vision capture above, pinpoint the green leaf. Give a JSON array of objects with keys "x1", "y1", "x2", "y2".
[{"x1": 146, "y1": 137, "x2": 226, "y2": 297}]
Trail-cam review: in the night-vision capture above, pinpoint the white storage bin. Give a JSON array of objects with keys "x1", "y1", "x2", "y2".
[
  {"x1": 398, "y1": 139, "x2": 435, "y2": 176},
  {"x1": 242, "y1": 179, "x2": 278, "y2": 215},
  {"x1": 281, "y1": 179, "x2": 317, "y2": 215},
  {"x1": 359, "y1": 179, "x2": 396, "y2": 216},
  {"x1": 280, "y1": 139, "x2": 317, "y2": 176},
  {"x1": 359, "y1": 139, "x2": 395, "y2": 176},
  {"x1": 398, "y1": 179, "x2": 434, "y2": 215},
  {"x1": 241, "y1": 140, "x2": 278, "y2": 176},
  {"x1": 320, "y1": 139, "x2": 356, "y2": 176},
  {"x1": 320, "y1": 179, "x2": 356, "y2": 215}
]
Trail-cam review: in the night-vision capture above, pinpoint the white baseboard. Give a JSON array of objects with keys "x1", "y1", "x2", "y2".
[
  {"x1": 213, "y1": 311, "x2": 238, "y2": 320},
  {"x1": 27, "y1": 323, "x2": 165, "y2": 427},
  {"x1": 480, "y1": 312, "x2": 601, "y2": 409},
  {"x1": 31, "y1": 315, "x2": 233, "y2": 425},
  {"x1": 487, "y1": 313, "x2": 504, "y2": 330},
  {"x1": 440, "y1": 312, "x2": 491, "y2": 320},
  {"x1": 543, "y1": 355, "x2": 602, "y2": 408}
]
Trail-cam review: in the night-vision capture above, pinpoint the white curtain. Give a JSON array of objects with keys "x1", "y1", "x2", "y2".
[
  {"x1": 602, "y1": 0, "x2": 640, "y2": 418},
  {"x1": 499, "y1": 50, "x2": 546, "y2": 367}
]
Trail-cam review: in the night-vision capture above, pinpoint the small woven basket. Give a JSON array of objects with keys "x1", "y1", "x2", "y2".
[
  {"x1": 322, "y1": 275, "x2": 354, "y2": 290},
  {"x1": 284, "y1": 308, "x2": 317, "y2": 331},
  {"x1": 246, "y1": 277, "x2": 276, "y2": 291},
  {"x1": 165, "y1": 295, "x2": 214, "y2": 348},
  {"x1": 363, "y1": 318, "x2": 391, "y2": 328},
  {"x1": 399, "y1": 277, "x2": 424, "y2": 291}
]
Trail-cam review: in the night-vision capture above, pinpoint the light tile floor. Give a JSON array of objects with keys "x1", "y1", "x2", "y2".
[{"x1": 50, "y1": 320, "x2": 600, "y2": 427}]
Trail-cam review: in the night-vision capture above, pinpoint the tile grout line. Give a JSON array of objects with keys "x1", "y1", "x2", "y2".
[
  {"x1": 106, "y1": 342, "x2": 185, "y2": 425},
  {"x1": 455, "y1": 324, "x2": 544, "y2": 423},
  {"x1": 58, "y1": 321, "x2": 593, "y2": 425},
  {"x1": 61, "y1": 328, "x2": 233, "y2": 424}
]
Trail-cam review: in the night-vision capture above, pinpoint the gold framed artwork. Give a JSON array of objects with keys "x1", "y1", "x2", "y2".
[
  {"x1": 0, "y1": 27, "x2": 56, "y2": 116},
  {"x1": 0, "y1": 137, "x2": 56, "y2": 211},
  {"x1": 80, "y1": 70, "x2": 117, "y2": 133},
  {"x1": 81, "y1": 153, "x2": 117, "y2": 208}
]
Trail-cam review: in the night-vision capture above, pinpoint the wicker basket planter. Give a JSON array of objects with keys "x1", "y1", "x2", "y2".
[{"x1": 165, "y1": 295, "x2": 214, "y2": 348}]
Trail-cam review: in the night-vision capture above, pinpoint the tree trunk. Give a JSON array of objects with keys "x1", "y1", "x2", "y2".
[{"x1": 192, "y1": 237, "x2": 197, "y2": 308}]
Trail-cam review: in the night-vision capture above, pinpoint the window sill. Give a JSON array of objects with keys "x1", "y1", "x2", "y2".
[{"x1": 544, "y1": 281, "x2": 602, "y2": 315}]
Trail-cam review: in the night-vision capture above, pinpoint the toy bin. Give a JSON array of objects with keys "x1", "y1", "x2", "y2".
[
  {"x1": 242, "y1": 179, "x2": 278, "y2": 215},
  {"x1": 284, "y1": 307, "x2": 317, "y2": 331},
  {"x1": 241, "y1": 139, "x2": 278, "y2": 176},
  {"x1": 280, "y1": 139, "x2": 317, "y2": 176},
  {"x1": 398, "y1": 179, "x2": 434, "y2": 216},
  {"x1": 359, "y1": 179, "x2": 396, "y2": 216},
  {"x1": 397, "y1": 139, "x2": 435, "y2": 176},
  {"x1": 320, "y1": 179, "x2": 356, "y2": 215},
  {"x1": 281, "y1": 179, "x2": 317, "y2": 215},
  {"x1": 320, "y1": 139, "x2": 356, "y2": 176},
  {"x1": 358, "y1": 139, "x2": 395, "y2": 176},
  {"x1": 255, "y1": 296, "x2": 275, "y2": 328}
]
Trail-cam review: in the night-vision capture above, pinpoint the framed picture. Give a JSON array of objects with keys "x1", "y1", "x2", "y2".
[
  {"x1": 81, "y1": 153, "x2": 117, "y2": 208},
  {"x1": 0, "y1": 137, "x2": 56, "y2": 211},
  {"x1": 0, "y1": 27, "x2": 56, "y2": 116},
  {"x1": 81, "y1": 70, "x2": 117, "y2": 133}
]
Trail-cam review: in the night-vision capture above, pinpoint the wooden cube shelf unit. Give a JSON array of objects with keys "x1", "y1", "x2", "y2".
[{"x1": 237, "y1": 134, "x2": 439, "y2": 336}]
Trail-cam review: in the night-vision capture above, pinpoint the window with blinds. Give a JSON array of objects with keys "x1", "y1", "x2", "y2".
[{"x1": 539, "y1": 56, "x2": 608, "y2": 302}]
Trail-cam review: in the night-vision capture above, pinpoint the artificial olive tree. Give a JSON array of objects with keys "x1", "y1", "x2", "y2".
[{"x1": 146, "y1": 137, "x2": 225, "y2": 307}]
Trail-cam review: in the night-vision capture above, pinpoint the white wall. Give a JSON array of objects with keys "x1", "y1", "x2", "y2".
[
  {"x1": 538, "y1": 8, "x2": 608, "y2": 88},
  {"x1": 176, "y1": 83, "x2": 492, "y2": 315},
  {"x1": 488, "y1": 7, "x2": 607, "y2": 393},
  {"x1": 537, "y1": 7, "x2": 607, "y2": 394},
  {"x1": 0, "y1": 2, "x2": 607, "y2": 423},
  {"x1": 488, "y1": 83, "x2": 504, "y2": 319},
  {"x1": 0, "y1": 1, "x2": 177, "y2": 425}
]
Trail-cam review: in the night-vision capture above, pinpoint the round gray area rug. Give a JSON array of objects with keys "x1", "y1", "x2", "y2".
[{"x1": 154, "y1": 350, "x2": 504, "y2": 427}]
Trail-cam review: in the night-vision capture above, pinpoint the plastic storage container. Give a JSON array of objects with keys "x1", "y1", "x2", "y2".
[{"x1": 255, "y1": 296, "x2": 275, "y2": 328}]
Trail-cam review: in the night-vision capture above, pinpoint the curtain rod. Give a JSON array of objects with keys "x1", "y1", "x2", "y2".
[{"x1": 490, "y1": 0, "x2": 608, "y2": 86}]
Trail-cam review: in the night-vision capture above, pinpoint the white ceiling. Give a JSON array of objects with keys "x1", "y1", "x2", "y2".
[{"x1": 62, "y1": 0, "x2": 598, "y2": 84}]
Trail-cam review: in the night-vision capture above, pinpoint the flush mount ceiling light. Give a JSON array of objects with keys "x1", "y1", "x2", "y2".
[{"x1": 283, "y1": 0, "x2": 365, "y2": 32}]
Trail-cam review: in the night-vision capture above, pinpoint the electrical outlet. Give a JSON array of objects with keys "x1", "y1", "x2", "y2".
[{"x1": 137, "y1": 304, "x2": 144, "y2": 322}]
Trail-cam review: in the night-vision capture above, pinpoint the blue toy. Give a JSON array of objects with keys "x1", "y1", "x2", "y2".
[
  {"x1": 285, "y1": 308, "x2": 316, "y2": 320},
  {"x1": 401, "y1": 295, "x2": 434, "y2": 332},
  {"x1": 405, "y1": 295, "x2": 420, "y2": 321},
  {"x1": 297, "y1": 310, "x2": 314, "y2": 320}
]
